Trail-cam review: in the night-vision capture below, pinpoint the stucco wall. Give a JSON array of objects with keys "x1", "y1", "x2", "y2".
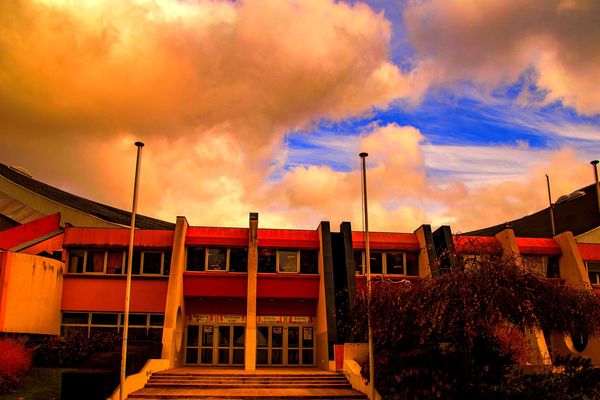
[{"x1": 0, "y1": 251, "x2": 63, "y2": 335}]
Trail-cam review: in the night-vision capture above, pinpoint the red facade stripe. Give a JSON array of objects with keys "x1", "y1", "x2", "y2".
[
  {"x1": 516, "y1": 237, "x2": 562, "y2": 255},
  {"x1": 579, "y1": 243, "x2": 600, "y2": 261},
  {"x1": 257, "y1": 274, "x2": 320, "y2": 299},
  {"x1": 257, "y1": 229, "x2": 320, "y2": 249},
  {"x1": 0, "y1": 213, "x2": 61, "y2": 250},
  {"x1": 186, "y1": 227, "x2": 249, "y2": 247},
  {"x1": 63, "y1": 227, "x2": 174, "y2": 248},
  {"x1": 183, "y1": 273, "x2": 248, "y2": 297},
  {"x1": 352, "y1": 231, "x2": 420, "y2": 251}
]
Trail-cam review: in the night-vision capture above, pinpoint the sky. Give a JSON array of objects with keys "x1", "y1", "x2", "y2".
[{"x1": 0, "y1": 0, "x2": 599, "y2": 232}]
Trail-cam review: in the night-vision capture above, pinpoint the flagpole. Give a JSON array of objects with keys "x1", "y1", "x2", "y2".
[
  {"x1": 119, "y1": 141, "x2": 144, "y2": 400},
  {"x1": 359, "y1": 152, "x2": 375, "y2": 400}
]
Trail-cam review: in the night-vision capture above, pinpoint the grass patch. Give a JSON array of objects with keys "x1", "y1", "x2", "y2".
[{"x1": 0, "y1": 368, "x2": 75, "y2": 400}]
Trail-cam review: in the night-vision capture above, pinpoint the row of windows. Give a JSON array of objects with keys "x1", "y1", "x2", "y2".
[
  {"x1": 185, "y1": 247, "x2": 319, "y2": 274},
  {"x1": 353, "y1": 251, "x2": 419, "y2": 276},
  {"x1": 68, "y1": 249, "x2": 171, "y2": 275},
  {"x1": 61, "y1": 311, "x2": 164, "y2": 339}
]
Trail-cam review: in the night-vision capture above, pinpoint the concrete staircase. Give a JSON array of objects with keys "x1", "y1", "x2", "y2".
[{"x1": 127, "y1": 369, "x2": 367, "y2": 399}]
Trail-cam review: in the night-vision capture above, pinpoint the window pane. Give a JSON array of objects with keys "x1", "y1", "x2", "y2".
[
  {"x1": 288, "y1": 327, "x2": 299, "y2": 348},
  {"x1": 386, "y1": 252, "x2": 404, "y2": 274},
  {"x1": 272, "y1": 326, "x2": 283, "y2": 347},
  {"x1": 148, "y1": 328, "x2": 163, "y2": 341},
  {"x1": 229, "y1": 248, "x2": 248, "y2": 272},
  {"x1": 257, "y1": 349, "x2": 268, "y2": 365},
  {"x1": 163, "y1": 252, "x2": 172, "y2": 275},
  {"x1": 143, "y1": 252, "x2": 162, "y2": 274},
  {"x1": 406, "y1": 252, "x2": 419, "y2": 276},
  {"x1": 302, "y1": 349, "x2": 314, "y2": 365},
  {"x1": 150, "y1": 314, "x2": 165, "y2": 326},
  {"x1": 187, "y1": 325, "x2": 199, "y2": 347},
  {"x1": 90, "y1": 327, "x2": 118, "y2": 337},
  {"x1": 186, "y1": 349, "x2": 198, "y2": 364},
  {"x1": 353, "y1": 251, "x2": 363, "y2": 275},
  {"x1": 278, "y1": 251, "x2": 298, "y2": 273},
  {"x1": 106, "y1": 251, "x2": 124, "y2": 274},
  {"x1": 128, "y1": 327, "x2": 147, "y2": 340},
  {"x1": 218, "y1": 326, "x2": 230, "y2": 346},
  {"x1": 233, "y1": 349, "x2": 244, "y2": 365},
  {"x1": 62, "y1": 312, "x2": 89, "y2": 325},
  {"x1": 258, "y1": 249, "x2": 276, "y2": 273},
  {"x1": 271, "y1": 349, "x2": 282, "y2": 365},
  {"x1": 300, "y1": 250, "x2": 318, "y2": 274},
  {"x1": 302, "y1": 327, "x2": 314, "y2": 348},
  {"x1": 85, "y1": 251, "x2": 105, "y2": 273},
  {"x1": 202, "y1": 325, "x2": 214, "y2": 346},
  {"x1": 127, "y1": 314, "x2": 147, "y2": 326},
  {"x1": 233, "y1": 326, "x2": 245, "y2": 347},
  {"x1": 257, "y1": 326, "x2": 268, "y2": 347},
  {"x1": 68, "y1": 249, "x2": 85, "y2": 273},
  {"x1": 218, "y1": 349, "x2": 230, "y2": 364},
  {"x1": 91, "y1": 313, "x2": 118, "y2": 325},
  {"x1": 125, "y1": 251, "x2": 141, "y2": 275},
  {"x1": 288, "y1": 350, "x2": 299, "y2": 365},
  {"x1": 201, "y1": 349, "x2": 213, "y2": 364},
  {"x1": 369, "y1": 252, "x2": 383, "y2": 274},
  {"x1": 186, "y1": 247, "x2": 205, "y2": 271},
  {"x1": 547, "y1": 255, "x2": 560, "y2": 278},
  {"x1": 206, "y1": 248, "x2": 227, "y2": 271}
]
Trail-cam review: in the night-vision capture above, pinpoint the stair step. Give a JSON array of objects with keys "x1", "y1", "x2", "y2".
[{"x1": 145, "y1": 384, "x2": 351, "y2": 389}]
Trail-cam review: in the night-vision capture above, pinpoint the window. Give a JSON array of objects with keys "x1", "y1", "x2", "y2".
[
  {"x1": 299, "y1": 250, "x2": 318, "y2": 274},
  {"x1": 523, "y1": 255, "x2": 550, "y2": 277},
  {"x1": 67, "y1": 248, "x2": 169, "y2": 276},
  {"x1": 186, "y1": 247, "x2": 248, "y2": 272},
  {"x1": 278, "y1": 250, "x2": 299, "y2": 273},
  {"x1": 258, "y1": 248, "x2": 277, "y2": 273},
  {"x1": 354, "y1": 251, "x2": 419, "y2": 276},
  {"x1": 61, "y1": 311, "x2": 164, "y2": 340},
  {"x1": 586, "y1": 261, "x2": 600, "y2": 285}
]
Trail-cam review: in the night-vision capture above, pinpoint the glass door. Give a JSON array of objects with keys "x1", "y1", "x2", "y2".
[
  {"x1": 255, "y1": 324, "x2": 314, "y2": 366},
  {"x1": 185, "y1": 324, "x2": 244, "y2": 366}
]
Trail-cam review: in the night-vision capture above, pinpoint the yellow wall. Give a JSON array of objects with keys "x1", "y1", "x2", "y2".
[{"x1": 0, "y1": 251, "x2": 63, "y2": 335}]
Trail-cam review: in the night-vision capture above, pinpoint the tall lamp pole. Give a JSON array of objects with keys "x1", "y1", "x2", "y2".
[
  {"x1": 359, "y1": 152, "x2": 375, "y2": 400},
  {"x1": 119, "y1": 141, "x2": 144, "y2": 400},
  {"x1": 546, "y1": 175, "x2": 556, "y2": 236}
]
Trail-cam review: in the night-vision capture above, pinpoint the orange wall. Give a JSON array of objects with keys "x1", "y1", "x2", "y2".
[{"x1": 62, "y1": 276, "x2": 168, "y2": 313}]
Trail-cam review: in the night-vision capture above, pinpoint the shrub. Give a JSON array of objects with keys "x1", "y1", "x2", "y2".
[
  {"x1": 0, "y1": 338, "x2": 32, "y2": 394},
  {"x1": 34, "y1": 328, "x2": 121, "y2": 368}
]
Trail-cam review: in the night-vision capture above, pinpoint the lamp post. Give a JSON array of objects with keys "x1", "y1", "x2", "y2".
[
  {"x1": 546, "y1": 174, "x2": 556, "y2": 236},
  {"x1": 119, "y1": 141, "x2": 144, "y2": 400},
  {"x1": 359, "y1": 152, "x2": 375, "y2": 400}
]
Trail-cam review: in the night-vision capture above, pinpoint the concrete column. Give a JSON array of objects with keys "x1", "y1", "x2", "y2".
[
  {"x1": 414, "y1": 224, "x2": 435, "y2": 277},
  {"x1": 161, "y1": 216, "x2": 188, "y2": 367},
  {"x1": 553, "y1": 231, "x2": 590, "y2": 287},
  {"x1": 245, "y1": 212, "x2": 258, "y2": 371},
  {"x1": 494, "y1": 228, "x2": 520, "y2": 258},
  {"x1": 316, "y1": 221, "x2": 336, "y2": 371},
  {"x1": 340, "y1": 222, "x2": 356, "y2": 308}
]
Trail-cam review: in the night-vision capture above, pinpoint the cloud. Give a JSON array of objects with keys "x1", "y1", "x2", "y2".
[{"x1": 404, "y1": 0, "x2": 600, "y2": 115}]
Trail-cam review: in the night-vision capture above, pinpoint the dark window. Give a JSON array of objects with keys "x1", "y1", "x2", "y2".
[
  {"x1": 91, "y1": 313, "x2": 118, "y2": 325},
  {"x1": 150, "y1": 314, "x2": 165, "y2": 326},
  {"x1": 369, "y1": 251, "x2": 383, "y2": 274},
  {"x1": 547, "y1": 255, "x2": 560, "y2": 278},
  {"x1": 571, "y1": 332, "x2": 588, "y2": 352},
  {"x1": 258, "y1": 248, "x2": 276, "y2": 273},
  {"x1": 163, "y1": 252, "x2": 172, "y2": 275},
  {"x1": 128, "y1": 314, "x2": 148, "y2": 326},
  {"x1": 68, "y1": 249, "x2": 85, "y2": 273},
  {"x1": 406, "y1": 252, "x2": 419, "y2": 276},
  {"x1": 588, "y1": 261, "x2": 600, "y2": 285},
  {"x1": 186, "y1": 246, "x2": 205, "y2": 271},
  {"x1": 386, "y1": 252, "x2": 404, "y2": 274},
  {"x1": 106, "y1": 251, "x2": 124, "y2": 274},
  {"x1": 126, "y1": 251, "x2": 141, "y2": 275},
  {"x1": 207, "y1": 248, "x2": 227, "y2": 271},
  {"x1": 62, "y1": 312, "x2": 89, "y2": 324},
  {"x1": 143, "y1": 252, "x2": 162, "y2": 274},
  {"x1": 229, "y1": 248, "x2": 248, "y2": 272},
  {"x1": 300, "y1": 250, "x2": 318, "y2": 274},
  {"x1": 353, "y1": 251, "x2": 363, "y2": 275},
  {"x1": 85, "y1": 250, "x2": 105, "y2": 273}
]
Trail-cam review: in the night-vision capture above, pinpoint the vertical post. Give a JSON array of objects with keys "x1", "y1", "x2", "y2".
[
  {"x1": 245, "y1": 212, "x2": 259, "y2": 371},
  {"x1": 591, "y1": 161, "x2": 600, "y2": 216},
  {"x1": 119, "y1": 141, "x2": 144, "y2": 400},
  {"x1": 546, "y1": 174, "x2": 556, "y2": 236},
  {"x1": 359, "y1": 152, "x2": 375, "y2": 400}
]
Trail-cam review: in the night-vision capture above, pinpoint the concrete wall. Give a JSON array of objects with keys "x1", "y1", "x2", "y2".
[
  {"x1": 315, "y1": 222, "x2": 334, "y2": 370},
  {"x1": 0, "y1": 251, "x2": 63, "y2": 335},
  {"x1": 161, "y1": 217, "x2": 188, "y2": 367}
]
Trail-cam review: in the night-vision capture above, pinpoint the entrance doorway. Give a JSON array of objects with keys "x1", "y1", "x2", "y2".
[
  {"x1": 185, "y1": 324, "x2": 245, "y2": 366},
  {"x1": 256, "y1": 325, "x2": 314, "y2": 366}
]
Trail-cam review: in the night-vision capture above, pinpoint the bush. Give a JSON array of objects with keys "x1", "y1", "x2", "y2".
[
  {"x1": 33, "y1": 328, "x2": 121, "y2": 368},
  {"x1": 0, "y1": 338, "x2": 32, "y2": 394}
]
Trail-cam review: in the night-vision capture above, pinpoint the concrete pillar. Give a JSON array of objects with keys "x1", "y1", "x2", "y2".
[
  {"x1": 339, "y1": 222, "x2": 356, "y2": 308},
  {"x1": 414, "y1": 224, "x2": 435, "y2": 277},
  {"x1": 316, "y1": 221, "x2": 336, "y2": 371},
  {"x1": 494, "y1": 228, "x2": 519, "y2": 258},
  {"x1": 161, "y1": 216, "x2": 188, "y2": 367},
  {"x1": 245, "y1": 212, "x2": 258, "y2": 371},
  {"x1": 553, "y1": 231, "x2": 590, "y2": 287}
]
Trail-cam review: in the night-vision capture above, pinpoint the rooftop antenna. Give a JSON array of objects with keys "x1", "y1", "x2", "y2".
[
  {"x1": 546, "y1": 174, "x2": 556, "y2": 236},
  {"x1": 359, "y1": 152, "x2": 375, "y2": 400}
]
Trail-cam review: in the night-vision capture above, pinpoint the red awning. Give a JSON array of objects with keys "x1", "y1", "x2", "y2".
[
  {"x1": 579, "y1": 243, "x2": 600, "y2": 261},
  {"x1": 258, "y1": 229, "x2": 320, "y2": 249},
  {"x1": 352, "y1": 232, "x2": 420, "y2": 251},
  {"x1": 64, "y1": 227, "x2": 174, "y2": 248},
  {"x1": 186, "y1": 227, "x2": 249, "y2": 247},
  {"x1": 516, "y1": 237, "x2": 562, "y2": 255},
  {"x1": 453, "y1": 236, "x2": 500, "y2": 253},
  {"x1": 0, "y1": 213, "x2": 61, "y2": 250}
]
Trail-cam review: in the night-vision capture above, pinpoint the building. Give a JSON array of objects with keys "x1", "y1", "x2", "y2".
[{"x1": 1, "y1": 162, "x2": 600, "y2": 375}]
